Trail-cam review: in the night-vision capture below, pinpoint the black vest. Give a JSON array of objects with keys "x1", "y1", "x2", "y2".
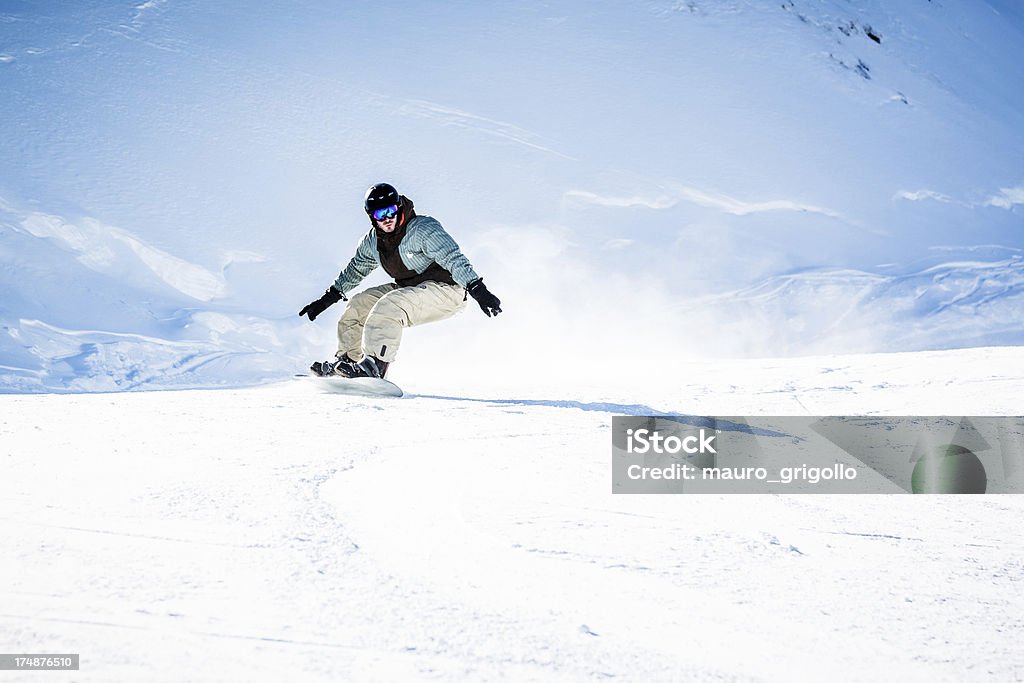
[{"x1": 375, "y1": 196, "x2": 457, "y2": 288}]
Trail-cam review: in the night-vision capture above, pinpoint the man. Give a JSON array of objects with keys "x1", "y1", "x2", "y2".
[{"x1": 299, "y1": 182, "x2": 502, "y2": 379}]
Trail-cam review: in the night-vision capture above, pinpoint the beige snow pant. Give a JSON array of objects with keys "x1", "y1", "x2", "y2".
[{"x1": 336, "y1": 281, "x2": 468, "y2": 363}]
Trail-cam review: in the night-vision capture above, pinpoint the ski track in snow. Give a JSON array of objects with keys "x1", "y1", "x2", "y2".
[{"x1": 2, "y1": 350, "x2": 1024, "y2": 681}]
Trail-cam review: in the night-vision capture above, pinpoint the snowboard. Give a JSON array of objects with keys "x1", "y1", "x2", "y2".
[{"x1": 306, "y1": 374, "x2": 404, "y2": 398}]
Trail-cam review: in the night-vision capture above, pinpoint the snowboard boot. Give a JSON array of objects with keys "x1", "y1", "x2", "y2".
[
  {"x1": 350, "y1": 355, "x2": 389, "y2": 379},
  {"x1": 311, "y1": 354, "x2": 360, "y2": 377}
]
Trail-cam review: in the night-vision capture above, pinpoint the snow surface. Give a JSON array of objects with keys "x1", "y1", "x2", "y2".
[
  {"x1": 2, "y1": 3, "x2": 1024, "y2": 680},
  {"x1": 3, "y1": 348, "x2": 1024, "y2": 681}
]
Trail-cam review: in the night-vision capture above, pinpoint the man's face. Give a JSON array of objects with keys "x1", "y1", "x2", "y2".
[{"x1": 371, "y1": 204, "x2": 400, "y2": 233}]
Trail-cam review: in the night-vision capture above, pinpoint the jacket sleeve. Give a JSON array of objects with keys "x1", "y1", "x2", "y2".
[
  {"x1": 417, "y1": 218, "x2": 480, "y2": 287},
  {"x1": 333, "y1": 231, "x2": 379, "y2": 296}
]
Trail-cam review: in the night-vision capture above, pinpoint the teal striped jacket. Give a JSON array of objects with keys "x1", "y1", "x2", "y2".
[{"x1": 333, "y1": 214, "x2": 480, "y2": 296}]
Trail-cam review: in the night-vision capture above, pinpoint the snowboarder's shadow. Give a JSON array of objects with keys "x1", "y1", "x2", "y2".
[
  {"x1": 405, "y1": 393, "x2": 669, "y2": 416},
  {"x1": 404, "y1": 394, "x2": 786, "y2": 436}
]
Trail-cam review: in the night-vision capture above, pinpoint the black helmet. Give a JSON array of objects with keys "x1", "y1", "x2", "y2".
[{"x1": 364, "y1": 182, "x2": 401, "y2": 215}]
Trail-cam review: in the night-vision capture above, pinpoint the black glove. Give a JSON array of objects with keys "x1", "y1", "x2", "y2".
[
  {"x1": 299, "y1": 286, "x2": 343, "y2": 322},
  {"x1": 467, "y1": 278, "x2": 502, "y2": 317}
]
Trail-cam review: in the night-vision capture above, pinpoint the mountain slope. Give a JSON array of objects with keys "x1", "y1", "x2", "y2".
[{"x1": 0, "y1": 0, "x2": 1021, "y2": 390}]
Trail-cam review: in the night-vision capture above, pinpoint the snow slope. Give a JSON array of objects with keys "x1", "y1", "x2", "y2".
[
  {"x1": 2, "y1": 348, "x2": 1023, "y2": 681},
  {"x1": 3, "y1": 4, "x2": 1023, "y2": 680}
]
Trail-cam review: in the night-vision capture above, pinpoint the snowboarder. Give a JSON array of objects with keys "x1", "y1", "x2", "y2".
[{"x1": 299, "y1": 182, "x2": 502, "y2": 379}]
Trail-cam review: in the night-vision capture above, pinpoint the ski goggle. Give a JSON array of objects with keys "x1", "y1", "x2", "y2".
[{"x1": 371, "y1": 204, "x2": 399, "y2": 221}]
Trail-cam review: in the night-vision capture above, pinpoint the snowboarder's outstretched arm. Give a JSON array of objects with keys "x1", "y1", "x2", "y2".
[
  {"x1": 415, "y1": 219, "x2": 502, "y2": 317},
  {"x1": 333, "y1": 231, "x2": 380, "y2": 295}
]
